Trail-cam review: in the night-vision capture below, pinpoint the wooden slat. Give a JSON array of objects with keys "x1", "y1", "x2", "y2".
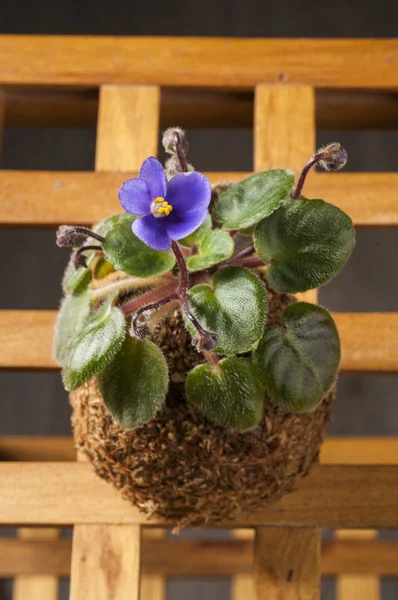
[
  {"x1": 95, "y1": 85, "x2": 160, "y2": 172},
  {"x1": 0, "y1": 90, "x2": 5, "y2": 163},
  {"x1": 1, "y1": 37, "x2": 398, "y2": 88},
  {"x1": 0, "y1": 463, "x2": 397, "y2": 527},
  {"x1": 254, "y1": 85, "x2": 315, "y2": 174},
  {"x1": 12, "y1": 529, "x2": 59, "y2": 600},
  {"x1": 240, "y1": 85, "x2": 317, "y2": 600},
  {"x1": 5, "y1": 88, "x2": 398, "y2": 131},
  {"x1": 254, "y1": 527, "x2": 321, "y2": 599},
  {"x1": 2, "y1": 436, "x2": 398, "y2": 465},
  {"x1": 2, "y1": 537, "x2": 398, "y2": 578},
  {"x1": 337, "y1": 531, "x2": 379, "y2": 600},
  {"x1": 1, "y1": 171, "x2": 396, "y2": 226},
  {"x1": 70, "y1": 525, "x2": 140, "y2": 600},
  {"x1": 2, "y1": 305, "x2": 397, "y2": 377}
]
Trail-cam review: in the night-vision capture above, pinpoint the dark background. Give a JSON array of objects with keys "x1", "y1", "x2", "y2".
[{"x1": 1, "y1": 1, "x2": 397, "y2": 599}]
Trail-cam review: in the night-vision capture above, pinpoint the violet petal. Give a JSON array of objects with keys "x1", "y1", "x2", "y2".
[
  {"x1": 165, "y1": 209, "x2": 208, "y2": 240},
  {"x1": 132, "y1": 215, "x2": 172, "y2": 252},
  {"x1": 139, "y1": 157, "x2": 167, "y2": 200},
  {"x1": 118, "y1": 178, "x2": 151, "y2": 215},
  {"x1": 166, "y1": 171, "x2": 211, "y2": 213}
]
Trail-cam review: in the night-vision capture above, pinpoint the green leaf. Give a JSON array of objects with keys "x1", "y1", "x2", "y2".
[
  {"x1": 62, "y1": 260, "x2": 92, "y2": 294},
  {"x1": 213, "y1": 169, "x2": 294, "y2": 230},
  {"x1": 62, "y1": 215, "x2": 120, "y2": 295},
  {"x1": 53, "y1": 289, "x2": 91, "y2": 365},
  {"x1": 188, "y1": 266, "x2": 267, "y2": 356},
  {"x1": 186, "y1": 230, "x2": 234, "y2": 271},
  {"x1": 179, "y1": 213, "x2": 212, "y2": 246},
  {"x1": 63, "y1": 296, "x2": 126, "y2": 391},
  {"x1": 186, "y1": 357, "x2": 264, "y2": 430},
  {"x1": 254, "y1": 198, "x2": 355, "y2": 293},
  {"x1": 99, "y1": 336, "x2": 168, "y2": 429},
  {"x1": 252, "y1": 302, "x2": 340, "y2": 412},
  {"x1": 103, "y1": 214, "x2": 175, "y2": 277}
]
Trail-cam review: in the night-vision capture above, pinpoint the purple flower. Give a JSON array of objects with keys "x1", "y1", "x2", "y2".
[{"x1": 118, "y1": 157, "x2": 212, "y2": 251}]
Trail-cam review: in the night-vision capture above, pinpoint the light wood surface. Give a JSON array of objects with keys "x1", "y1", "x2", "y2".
[
  {"x1": 12, "y1": 528, "x2": 59, "y2": 600},
  {"x1": 95, "y1": 85, "x2": 160, "y2": 172},
  {"x1": 5, "y1": 88, "x2": 398, "y2": 130},
  {"x1": 1, "y1": 37, "x2": 398, "y2": 88},
  {"x1": 0, "y1": 90, "x2": 5, "y2": 163},
  {"x1": 2, "y1": 170, "x2": 397, "y2": 226},
  {"x1": 254, "y1": 85, "x2": 315, "y2": 174},
  {"x1": 2, "y1": 435, "x2": 398, "y2": 464},
  {"x1": 70, "y1": 525, "x2": 141, "y2": 600},
  {"x1": 0, "y1": 463, "x2": 397, "y2": 528},
  {"x1": 254, "y1": 527, "x2": 321, "y2": 600},
  {"x1": 337, "y1": 531, "x2": 379, "y2": 600},
  {"x1": 2, "y1": 536, "x2": 398, "y2": 578}
]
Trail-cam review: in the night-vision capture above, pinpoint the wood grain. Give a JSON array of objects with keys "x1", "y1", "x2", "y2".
[
  {"x1": 2, "y1": 537, "x2": 398, "y2": 577},
  {"x1": 70, "y1": 525, "x2": 140, "y2": 600},
  {"x1": 95, "y1": 85, "x2": 160, "y2": 172},
  {"x1": 12, "y1": 529, "x2": 59, "y2": 600},
  {"x1": 0, "y1": 463, "x2": 397, "y2": 527},
  {"x1": 0, "y1": 37, "x2": 398, "y2": 88},
  {"x1": 254, "y1": 85, "x2": 315, "y2": 174},
  {"x1": 254, "y1": 527, "x2": 321, "y2": 600},
  {"x1": 0, "y1": 90, "x2": 5, "y2": 163},
  {"x1": 0, "y1": 170, "x2": 397, "y2": 226},
  {"x1": 337, "y1": 531, "x2": 379, "y2": 600}
]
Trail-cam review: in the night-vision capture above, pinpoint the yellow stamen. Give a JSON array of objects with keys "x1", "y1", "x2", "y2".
[
  {"x1": 154, "y1": 197, "x2": 164, "y2": 204},
  {"x1": 151, "y1": 197, "x2": 173, "y2": 217}
]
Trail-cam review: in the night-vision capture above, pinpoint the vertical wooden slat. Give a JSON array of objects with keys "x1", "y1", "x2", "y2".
[
  {"x1": 95, "y1": 84, "x2": 160, "y2": 172},
  {"x1": 0, "y1": 90, "x2": 5, "y2": 163},
  {"x1": 336, "y1": 530, "x2": 380, "y2": 600},
  {"x1": 13, "y1": 529, "x2": 59, "y2": 600},
  {"x1": 254, "y1": 527, "x2": 321, "y2": 600},
  {"x1": 232, "y1": 84, "x2": 316, "y2": 600},
  {"x1": 70, "y1": 84, "x2": 161, "y2": 600},
  {"x1": 70, "y1": 525, "x2": 140, "y2": 600}
]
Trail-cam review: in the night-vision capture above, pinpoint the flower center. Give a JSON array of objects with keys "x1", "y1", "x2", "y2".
[{"x1": 150, "y1": 196, "x2": 173, "y2": 218}]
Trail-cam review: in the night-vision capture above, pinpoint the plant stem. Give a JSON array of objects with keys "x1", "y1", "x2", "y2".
[
  {"x1": 175, "y1": 131, "x2": 189, "y2": 173},
  {"x1": 292, "y1": 148, "x2": 334, "y2": 199},
  {"x1": 73, "y1": 245, "x2": 102, "y2": 269},
  {"x1": 72, "y1": 227, "x2": 105, "y2": 244},
  {"x1": 91, "y1": 274, "x2": 171, "y2": 302},
  {"x1": 121, "y1": 281, "x2": 177, "y2": 316},
  {"x1": 218, "y1": 243, "x2": 255, "y2": 267},
  {"x1": 131, "y1": 291, "x2": 179, "y2": 337}
]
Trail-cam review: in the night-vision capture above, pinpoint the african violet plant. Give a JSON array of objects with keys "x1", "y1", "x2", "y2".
[{"x1": 54, "y1": 128, "x2": 354, "y2": 432}]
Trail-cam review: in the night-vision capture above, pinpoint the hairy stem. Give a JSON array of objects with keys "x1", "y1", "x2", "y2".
[
  {"x1": 91, "y1": 274, "x2": 171, "y2": 302},
  {"x1": 175, "y1": 131, "x2": 189, "y2": 173},
  {"x1": 73, "y1": 245, "x2": 102, "y2": 269},
  {"x1": 71, "y1": 227, "x2": 105, "y2": 244},
  {"x1": 131, "y1": 291, "x2": 178, "y2": 337},
  {"x1": 121, "y1": 281, "x2": 177, "y2": 316}
]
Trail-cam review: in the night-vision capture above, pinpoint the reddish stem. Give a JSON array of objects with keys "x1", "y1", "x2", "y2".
[{"x1": 121, "y1": 281, "x2": 177, "y2": 316}]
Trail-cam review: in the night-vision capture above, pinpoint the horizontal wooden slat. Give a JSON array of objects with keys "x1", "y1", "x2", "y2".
[
  {"x1": 6, "y1": 88, "x2": 398, "y2": 130},
  {"x1": 1, "y1": 37, "x2": 398, "y2": 88},
  {"x1": 0, "y1": 171, "x2": 397, "y2": 227},
  {"x1": 1, "y1": 311, "x2": 397, "y2": 371},
  {"x1": 1, "y1": 436, "x2": 398, "y2": 465},
  {"x1": 1, "y1": 537, "x2": 398, "y2": 578},
  {"x1": 0, "y1": 463, "x2": 397, "y2": 528}
]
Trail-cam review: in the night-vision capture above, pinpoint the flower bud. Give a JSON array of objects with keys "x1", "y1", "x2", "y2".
[
  {"x1": 318, "y1": 143, "x2": 348, "y2": 172},
  {"x1": 162, "y1": 127, "x2": 188, "y2": 155},
  {"x1": 165, "y1": 155, "x2": 194, "y2": 178},
  {"x1": 56, "y1": 225, "x2": 87, "y2": 248}
]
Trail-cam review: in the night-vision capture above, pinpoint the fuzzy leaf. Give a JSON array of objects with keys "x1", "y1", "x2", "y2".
[
  {"x1": 63, "y1": 297, "x2": 126, "y2": 391},
  {"x1": 252, "y1": 302, "x2": 340, "y2": 412},
  {"x1": 179, "y1": 213, "x2": 212, "y2": 247},
  {"x1": 53, "y1": 289, "x2": 91, "y2": 365},
  {"x1": 186, "y1": 230, "x2": 234, "y2": 271},
  {"x1": 62, "y1": 215, "x2": 120, "y2": 294},
  {"x1": 188, "y1": 266, "x2": 267, "y2": 355},
  {"x1": 99, "y1": 336, "x2": 168, "y2": 429},
  {"x1": 103, "y1": 214, "x2": 175, "y2": 277},
  {"x1": 186, "y1": 357, "x2": 264, "y2": 430},
  {"x1": 254, "y1": 198, "x2": 355, "y2": 293},
  {"x1": 213, "y1": 169, "x2": 294, "y2": 230}
]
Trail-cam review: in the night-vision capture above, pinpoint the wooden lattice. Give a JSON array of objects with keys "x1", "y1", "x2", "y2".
[{"x1": 0, "y1": 36, "x2": 398, "y2": 600}]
